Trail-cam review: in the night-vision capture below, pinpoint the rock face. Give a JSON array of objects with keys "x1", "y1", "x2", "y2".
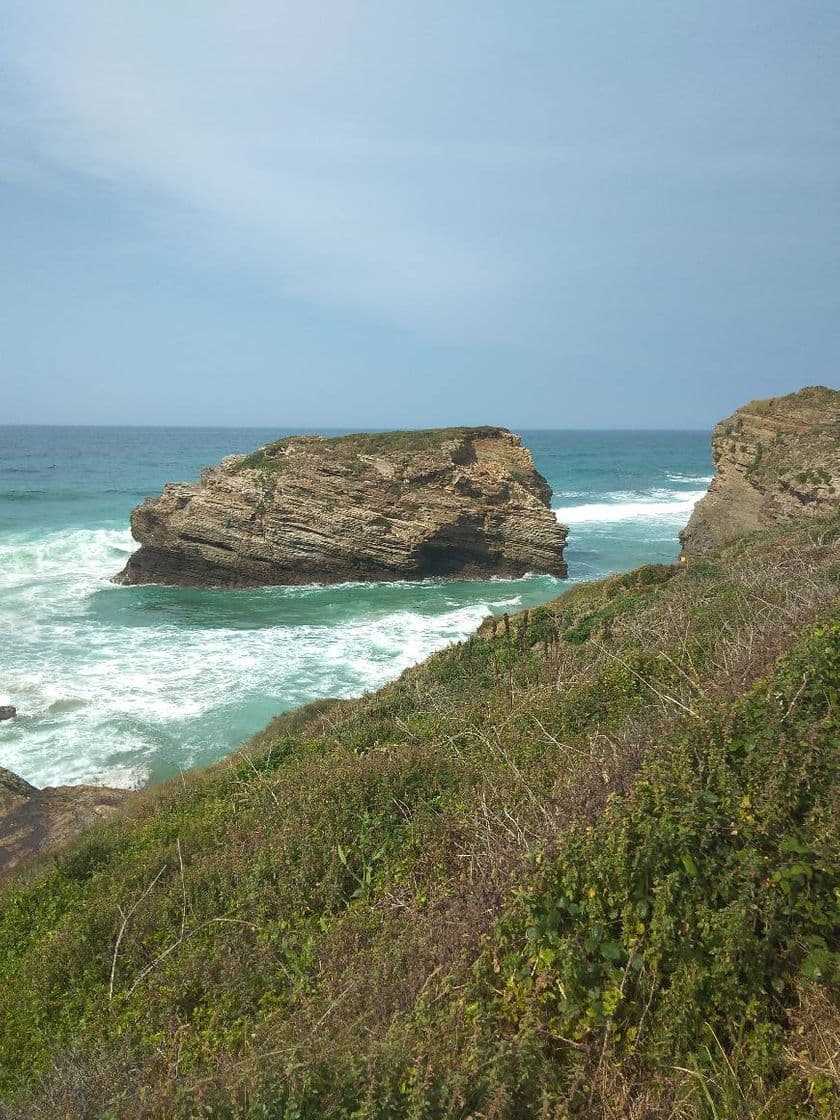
[
  {"x1": 0, "y1": 766, "x2": 131, "y2": 879},
  {"x1": 0, "y1": 706, "x2": 15, "y2": 721},
  {"x1": 115, "y1": 427, "x2": 569, "y2": 587},
  {"x1": 681, "y1": 386, "x2": 840, "y2": 556}
]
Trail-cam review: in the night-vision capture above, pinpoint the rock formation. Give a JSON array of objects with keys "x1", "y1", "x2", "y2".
[
  {"x1": 0, "y1": 766, "x2": 131, "y2": 879},
  {"x1": 0, "y1": 706, "x2": 15, "y2": 721},
  {"x1": 115, "y1": 427, "x2": 569, "y2": 587},
  {"x1": 680, "y1": 386, "x2": 839, "y2": 556}
]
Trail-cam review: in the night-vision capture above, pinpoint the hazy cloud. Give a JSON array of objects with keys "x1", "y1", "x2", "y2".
[
  {"x1": 2, "y1": 2, "x2": 837, "y2": 424},
  {"x1": 3, "y1": 2, "x2": 537, "y2": 330}
]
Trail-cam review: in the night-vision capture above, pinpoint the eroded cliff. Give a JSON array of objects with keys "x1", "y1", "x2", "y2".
[
  {"x1": 115, "y1": 426, "x2": 568, "y2": 586},
  {"x1": 680, "y1": 385, "x2": 839, "y2": 555}
]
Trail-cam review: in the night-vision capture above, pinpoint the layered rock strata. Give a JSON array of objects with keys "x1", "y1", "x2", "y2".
[
  {"x1": 680, "y1": 386, "x2": 839, "y2": 556},
  {"x1": 115, "y1": 427, "x2": 569, "y2": 587}
]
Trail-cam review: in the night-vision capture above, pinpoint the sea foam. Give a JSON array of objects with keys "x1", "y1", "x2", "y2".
[
  {"x1": 554, "y1": 488, "x2": 706, "y2": 525},
  {"x1": 0, "y1": 525, "x2": 504, "y2": 788}
]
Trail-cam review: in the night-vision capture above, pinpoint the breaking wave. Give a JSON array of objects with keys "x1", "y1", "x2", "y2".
[
  {"x1": 554, "y1": 488, "x2": 706, "y2": 525},
  {"x1": 0, "y1": 526, "x2": 536, "y2": 788}
]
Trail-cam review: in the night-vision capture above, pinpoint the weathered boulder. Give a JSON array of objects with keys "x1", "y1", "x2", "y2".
[
  {"x1": 0, "y1": 766, "x2": 131, "y2": 879},
  {"x1": 680, "y1": 386, "x2": 839, "y2": 556},
  {"x1": 115, "y1": 427, "x2": 569, "y2": 587},
  {"x1": 0, "y1": 706, "x2": 16, "y2": 721}
]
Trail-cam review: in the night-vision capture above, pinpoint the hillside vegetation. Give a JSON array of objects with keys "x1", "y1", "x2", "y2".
[{"x1": 1, "y1": 517, "x2": 838, "y2": 1118}]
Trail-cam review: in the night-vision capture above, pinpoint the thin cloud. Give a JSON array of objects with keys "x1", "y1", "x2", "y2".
[
  {"x1": 2, "y1": 1, "x2": 836, "y2": 357},
  {"x1": 2, "y1": 3, "x2": 522, "y2": 332}
]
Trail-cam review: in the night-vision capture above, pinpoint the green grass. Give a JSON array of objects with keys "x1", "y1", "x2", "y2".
[
  {"x1": 0, "y1": 518, "x2": 838, "y2": 1118},
  {"x1": 234, "y1": 427, "x2": 496, "y2": 473}
]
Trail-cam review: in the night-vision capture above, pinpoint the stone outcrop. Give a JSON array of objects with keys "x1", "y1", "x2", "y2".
[
  {"x1": 0, "y1": 706, "x2": 15, "y2": 721},
  {"x1": 680, "y1": 386, "x2": 839, "y2": 556},
  {"x1": 0, "y1": 766, "x2": 131, "y2": 879},
  {"x1": 115, "y1": 427, "x2": 569, "y2": 587}
]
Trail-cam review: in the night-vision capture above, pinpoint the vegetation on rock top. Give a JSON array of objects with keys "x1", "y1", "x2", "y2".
[{"x1": 234, "y1": 426, "x2": 506, "y2": 472}]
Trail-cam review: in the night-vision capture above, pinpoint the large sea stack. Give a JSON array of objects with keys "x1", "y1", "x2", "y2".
[
  {"x1": 681, "y1": 386, "x2": 839, "y2": 556},
  {"x1": 115, "y1": 426, "x2": 568, "y2": 587}
]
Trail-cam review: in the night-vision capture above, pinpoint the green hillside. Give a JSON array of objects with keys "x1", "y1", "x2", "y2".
[{"x1": 1, "y1": 517, "x2": 838, "y2": 1119}]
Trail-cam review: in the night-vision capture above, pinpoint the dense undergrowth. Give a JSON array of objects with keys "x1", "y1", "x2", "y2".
[{"x1": 0, "y1": 518, "x2": 838, "y2": 1118}]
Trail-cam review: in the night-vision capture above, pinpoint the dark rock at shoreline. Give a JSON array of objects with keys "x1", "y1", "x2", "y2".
[
  {"x1": 0, "y1": 706, "x2": 16, "y2": 721},
  {"x1": 0, "y1": 766, "x2": 131, "y2": 879},
  {"x1": 115, "y1": 426, "x2": 569, "y2": 587},
  {"x1": 681, "y1": 386, "x2": 840, "y2": 556}
]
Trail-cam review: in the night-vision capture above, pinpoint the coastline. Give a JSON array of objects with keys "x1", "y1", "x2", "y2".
[{"x1": 0, "y1": 428, "x2": 712, "y2": 791}]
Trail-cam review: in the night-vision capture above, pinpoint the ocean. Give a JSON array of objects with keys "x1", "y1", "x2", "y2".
[{"x1": 0, "y1": 427, "x2": 711, "y2": 789}]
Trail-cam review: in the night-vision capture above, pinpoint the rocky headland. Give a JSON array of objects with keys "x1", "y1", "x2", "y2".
[
  {"x1": 115, "y1": 426, "x2": 569, "y2": 587},
  {"x1": 680, "y1": 385, "x2": 839, "y2": 555},
  {"x1": 0, "y1": 766, "x2": 130, "y2": 879}
]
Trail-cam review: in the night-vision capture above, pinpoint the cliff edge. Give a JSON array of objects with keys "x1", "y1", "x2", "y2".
[
  {"x1": 115, "y1": 426, "x2": 568, "y2": 587},
  {"x1": 680, "y1": 385, "x2": 839, "y2": 555}
]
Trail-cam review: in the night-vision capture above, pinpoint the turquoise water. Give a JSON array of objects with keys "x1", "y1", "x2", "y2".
[{"x1": 0, "y1": 427, "x2": 711, "y2": 788}]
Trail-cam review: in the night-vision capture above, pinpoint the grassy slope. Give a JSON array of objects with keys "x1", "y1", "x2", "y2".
[{"x1": 0, "y1": 519, "x2": 838, "y2": 1119}]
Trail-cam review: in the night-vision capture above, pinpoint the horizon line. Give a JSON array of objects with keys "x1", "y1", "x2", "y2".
[{"x1": 0, "y1": 423, "x2": 713, "y2": 433}]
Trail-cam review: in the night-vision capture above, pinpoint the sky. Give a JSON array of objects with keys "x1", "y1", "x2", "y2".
[{"x1": 1, "y1": 2, "x2": 838, "y2": 428}]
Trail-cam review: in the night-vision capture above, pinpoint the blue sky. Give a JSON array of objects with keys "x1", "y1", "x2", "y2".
[{"x1": 1, "y1": 2, "x2": 838, "y2": 427}]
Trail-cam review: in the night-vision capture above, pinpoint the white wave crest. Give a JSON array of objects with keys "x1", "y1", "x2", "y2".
[
  {"x1": 0, "y1": 578, "x2": 496, "y2": 788},
  {"x1": 666, "y1": 473, "x2": 713, "y2": 485},
  {"x1": 554, "y1": 489, "x2": 706, "y2": 525},
  {"x1": 0, "y1": 526, "x2": 136, "y2": 592}
]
